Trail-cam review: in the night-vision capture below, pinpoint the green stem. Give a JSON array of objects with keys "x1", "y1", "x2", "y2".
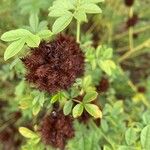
[
  {"x1": 113, "y1": 25, "x2": 150, "y2": 41},
  {"x1": 141, "y1": 96, "x2": 150, "y2": 109},
  {"x1": 90, "y1": 121, "x2": 115, "y2": 150},
  {"x1": 76, "y1": 0, "x2": 81, "y2": 43},
  {"x1": 119, "y1": 67, "x2": 150, "y2": 109},
  {"x1": 119, "y1": 39, "x2": 150, "y2": 62},
  {"x1": 129, "y1": 7, "x2": 134, "y2": 50},
  {"x1": 108, "y1": 23, "x2": 112, "y2": 44},
  {"x1": 76, "y1": 21, "x2": 80, "y2": 43},
  {"x1": 72, "y1": 99, "x2": 82, "y2": 104}
]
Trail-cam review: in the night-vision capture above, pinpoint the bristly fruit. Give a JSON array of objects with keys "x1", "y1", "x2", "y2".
[
  {"x1": 138, "y1": 86, "x2": 146, "y2": 93},
  {"x1": 126, "y1": 14, "x2": 138, "y2": 28},
  {"x1": 22, "y1": 34, "x2": 84, "y2": 94},
  {"x1": 40, "y1": 110, "x2": 74, "y2": 150},
  {"x1": 124, "y1": 0, "x2": 134, "y2": 7},
  {"x1": 97, "y1": 77, "x2": 109, "y2": 93}
]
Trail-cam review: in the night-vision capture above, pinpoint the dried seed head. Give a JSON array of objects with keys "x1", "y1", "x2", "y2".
[
  {"x1": 124, "y1": 0, "x2": 134, "y2": 7},
  {"x1": 138, "y1": 86, "x2": 146, "y2": 93},
  {"x1": 0, "y1": 131, "x2": 10, "y2": 142},
  {"x1": 22, "y1": 34, "x2": 84, "y2": 94},
  {"x1": 126, "y1": 14, "x2": 138, "y2": 28},
  {"x1": 97, "y1": 77, "x2": 109, "y2": 93},
  {"x1": 40, "y1": 110, "x2": 74, "y2": 149}
]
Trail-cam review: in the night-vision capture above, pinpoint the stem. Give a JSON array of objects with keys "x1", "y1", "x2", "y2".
[
  {"x1": 108, "y1": 23, "x2": 112, "y2": 44},
  {"x1": 76, "y1": 0, "x2": 81, "y2": 43},
  {"x1": 72, "y1": 99, "x2": 81, "y2": 104},
  {"x1": 129, "y1": 7, "x2": 134, "y2": 50},
  {"x1": 119, "y1": 39, "x2": 150, "y2": 62},
  {"x1": 76, "y1": 21, "x2": 80, "y2": 43},
  {"x1": 113, "y1": 25, "x2": 150, "y2": 41},
  {"x1": 90, "y1": 121, "x2": 115, "y2": 150},
  {"x1": 119, "y1": 67, "x2": 150, "y2": 109},
  {"x1": 141, "y1": 97, "x2": 150, "y2": 109}
]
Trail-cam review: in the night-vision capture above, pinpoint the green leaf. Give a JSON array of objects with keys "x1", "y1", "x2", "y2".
[
  {"x1": 88, "y1": 0, "x2": 104, "y2": 3},
  {"x1": 19, "y1": 127, "x2": 38, "y2": 139},
  {"x1": 72, "y1": 104, "x2": 84, "y2": 118},
  {"x1": 32, "y1": 104, "x2": 41, "y2": 116},
  {"x1": 103, "y1": 145, "x2": 112, "y2": 150},
  {"x1": 125, "y1": 128, "x2": 137, "y2": 145},
  {"x1": 91, "y1": 59, "x2": 97, "y2": 70},
  {"x1": 29, "y1": 13, "x2": 39, "y2": 33},
  {"x1": 96, "y1": 45, "x2": 102, "y2": 58},
  {"x1": 25, "y1": 34, "x2": 40, "y2": 47},
  {"x1": 38, "y1": 21, "x2": 48, "y2": 31},
  {"x1": 74, "y1": 10, "x2": 87, "y2": 22},
  {"x1": 99, "y1": 60, "x2": 116, "y2": 76},
  {"x1": 1, "y1": 29, "x2": 31, "y2": 42},
  {"x1": 101, "y1": 119, "x2": 108, "y2": 132},
  {"x1": 83, "y1": 91, "x2": 98, "y2": 103},
  {"x1": 84, "y1": 104, "x2": 102, "y2": 118},
  {"x1": 39, "y1": 93, "x2": 45, "y2": 106},
  {"x1": 142, "y1": 111, "x2": 150, "y2": 125},
  {"x1": 49, "y1": 9, "x2": 70, "y2": 17},
  {"x1": 9, "y1": 58, "x2": 20, "y2": 70},
  {"x1": 19, "y1": 97, "x2": 31, "y2": 110},
  {"x1": 37, "y1": 30, "x2": 53, "y2": 39},
  {"x1": 103, "y1": 48, "x2": 113, "y2": 59},
  {"x1": 141, "y1": 125, "x2": 150, "y2": 150},
  {"x1": 4, "y1": 39, "x2": 25, "y2": 60},
  {"x1": 52, "y1": 12, "x2": 73, "y2": 34},
  {"x1": 118, "y1": 146, "x2": 135, "y2": 150},
  {"x1": 80, "y1": 3, "x2": 102, "y2": 14},
  {"x1": 51, "y1": 94, "x2": 59, "y2": 103},
  {"x1": 49, "y1": 0, "x2": 74, "y2": 12},
  {"x1": 63, "y1": 100, "x2": 73, "y2": 115},
  {"x1": 70, "y1": 87, "x2": 79, "y2": 98},
  {"x1": 83, "y1": 75, "x2": 92, "y2": 89},
  {"x1": 15, "y1": 80, "x2": 25, "y2": 97}
]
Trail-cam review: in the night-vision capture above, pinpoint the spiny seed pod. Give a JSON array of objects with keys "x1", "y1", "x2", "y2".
[
  {"x1": 126, "y1": 14, "x2": 138, "y2": 28},
  {"x1": 124, "y1": 0, "x2": 134, "y2": 7},
  {"x1": 138, "y1": 86, "x2": 146, "y2": 93},
  {"x1": 13, "y1": 111, "x2": 22, "y2": 120},
  {"x1": 0, "y1": 131, "x2": 10, "y2": 142},
  {"x1": 22, "y1": 34, "x2": 84, "y2": 94},
  {"x1": 97, "y1": 77, "x2": 109, "y2": 92},
  {"x1": 40, "y1": 110, "x2": 74, "y2": 150}
]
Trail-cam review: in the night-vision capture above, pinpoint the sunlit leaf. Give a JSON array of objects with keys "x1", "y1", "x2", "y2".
[
  {"x1": 141, "y1": 125, "x2": 150, "y2": 150},
  {"x1": 85, "y1": 104, "x2": 102, "y2": 118},
  {"x1": 83, "y1": 91, "x2": 98, "y2": 103},
  {"x1": 37, "y1": 30, "x2": 53, "y2": 39},
  {"x1": 52, "y1": 12, "x2": 73, "y2": 34},
  {"x1": 80, "y1": 3, "x2": 102, "y2": 14},
  {"x1": 1, "y1": 29, "x2": 30, "y2": 42},
  {"x1": 63, "y1": 100, "x2": 73, "y2": 115},
  {"x1": 19, "y1": 127, "x2": 38, "y2": 139},
  {"x1": 125, "y1": 128, "x2": 137, "y2": 145},
  {"x1": 4, "y1": 39, "x2": 25, "y2": 60},
  {"x1": 73, "y1": 104, "x2": 84, "y2": 118}
]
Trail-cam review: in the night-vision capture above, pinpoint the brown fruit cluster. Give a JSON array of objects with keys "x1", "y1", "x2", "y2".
[
  {"x1": 40, "y1": 110, "x2": 74, "y2": 150},
  {"x1": 126, "y1": 14, "x2": 138, "y2": 28},
  {"x1": 0, "y1": 125, "x2": 21, "y2": 149},
  {"x1": 124, "y1": 0, "x2": 134, "y2": 7},
  {"x1": 22, "y1": 34, "x2": 84, "y2": 94},
  {"x1": 97, "y1": 77, "x2": 109, "y2": 93},
  {"x1": 138, "y1": 86, "x2": 146, "y2": 93}
]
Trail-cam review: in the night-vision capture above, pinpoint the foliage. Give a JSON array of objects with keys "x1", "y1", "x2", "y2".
[{"x1": 0, "y1": 0, "x2": 150, "y2": 150}]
